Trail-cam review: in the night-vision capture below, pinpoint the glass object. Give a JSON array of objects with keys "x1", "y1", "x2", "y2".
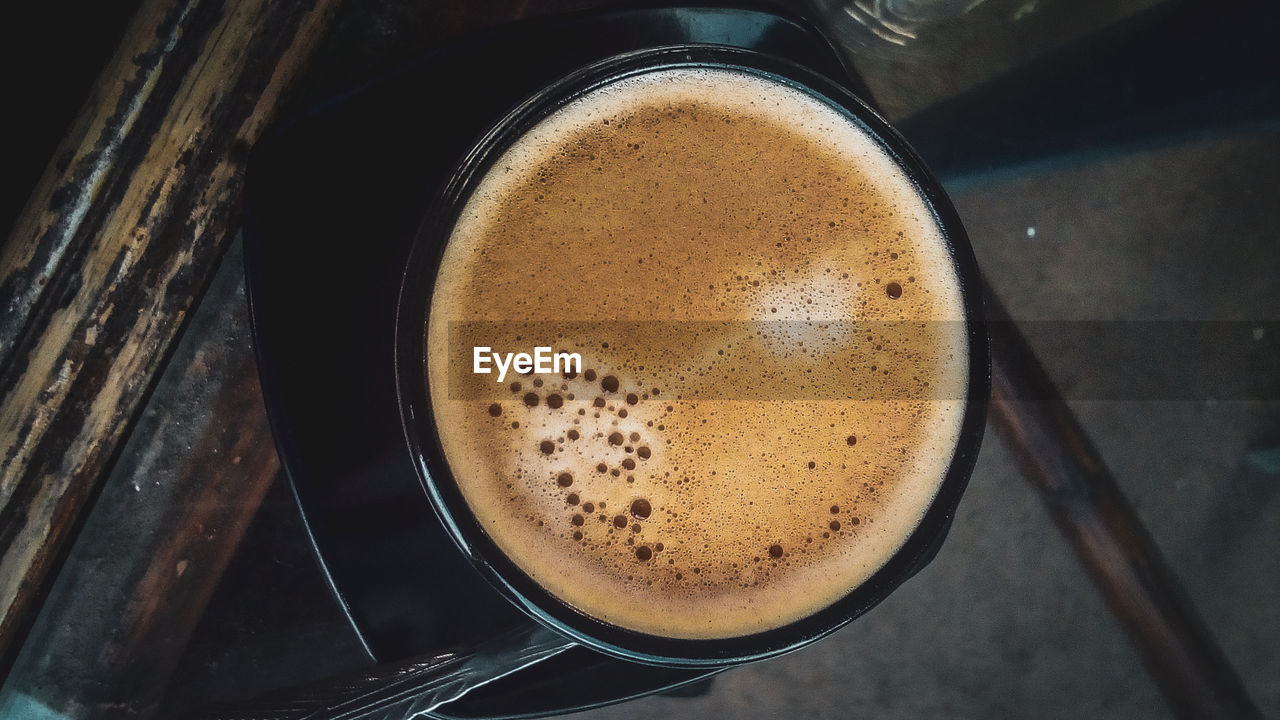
[{"x1": 812, "y1": 0, "x2": 992, "y2": 54}]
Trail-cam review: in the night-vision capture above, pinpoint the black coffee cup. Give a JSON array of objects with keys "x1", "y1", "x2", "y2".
[{"x1": 394, "y1": 44, "x2": 989, "y2": 669}]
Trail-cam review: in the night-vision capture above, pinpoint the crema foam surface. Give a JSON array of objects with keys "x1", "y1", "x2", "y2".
[{"x1": 426, "y1": 68, "x2": 967, "y2": 639}]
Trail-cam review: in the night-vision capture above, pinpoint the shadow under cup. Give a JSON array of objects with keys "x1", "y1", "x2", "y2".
[{"x1": 395, "y1": 45, "x2": 990, "y2": 668}]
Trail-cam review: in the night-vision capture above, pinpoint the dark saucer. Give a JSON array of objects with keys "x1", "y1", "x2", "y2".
[{"x1": 243, "y1": 5, "x2": 866, "y2": 717}]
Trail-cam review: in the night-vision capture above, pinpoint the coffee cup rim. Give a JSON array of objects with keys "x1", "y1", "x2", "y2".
[{"x1": 395, "y1": 43, "x2": 990, "y2": 667}]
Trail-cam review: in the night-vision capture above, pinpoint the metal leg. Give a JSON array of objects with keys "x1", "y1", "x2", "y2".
[{"x1": 985, "y1": 284, "x2": 1262, "y2": 719}]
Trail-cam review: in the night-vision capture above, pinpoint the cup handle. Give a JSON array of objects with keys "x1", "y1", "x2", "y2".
[{"x1": 192, "y1": 623, "x2": 576, "y2": 720}]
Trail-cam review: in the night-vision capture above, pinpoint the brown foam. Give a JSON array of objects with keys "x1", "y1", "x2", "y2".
[{"x1": 426, "y1": 68, "x2": 967, "y2": 639}]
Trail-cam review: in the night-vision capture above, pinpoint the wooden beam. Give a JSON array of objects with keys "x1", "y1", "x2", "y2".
[
  {"x1": 3, "y1": 243, "x2": 281, "y2": 717},
  {"x1": 0, "y1": 0, "x2": 342, "y2": 669}
]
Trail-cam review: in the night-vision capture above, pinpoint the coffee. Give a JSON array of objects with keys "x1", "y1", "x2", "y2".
[{"x1": 425, "y1": 68, "x2": 967, "y2": 639}]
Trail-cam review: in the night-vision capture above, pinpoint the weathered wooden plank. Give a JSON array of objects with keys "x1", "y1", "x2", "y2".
[
  {"x1": 1, "y1": 240, "x2": 281, "y2": 718},
  {"x1": 0, "y1": 0, "x2": 342, "y2": 669}
]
